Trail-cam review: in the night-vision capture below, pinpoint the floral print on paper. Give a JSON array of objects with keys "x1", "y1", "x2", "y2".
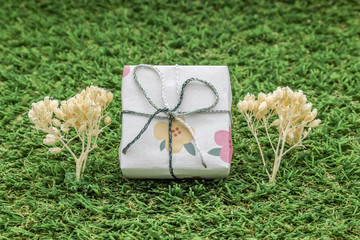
[
  {"x1": 123, "y1": 65, "x2": 130, "y2": 78},
  {"x1": 208, "y1": 127, "x2": 233, "y2": 163},
  {"x1": 154, "y1": 117, "x2": 196, "y2": 155}
]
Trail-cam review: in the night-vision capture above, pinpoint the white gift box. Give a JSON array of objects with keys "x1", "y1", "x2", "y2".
[{"x1": 119, "y1": 65, "x2": 233, "y2": 179}]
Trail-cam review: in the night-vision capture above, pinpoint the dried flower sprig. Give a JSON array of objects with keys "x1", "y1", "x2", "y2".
[
  {"x1": 28, "y1": 86, "x2": 113, "y2": 181},
  {"x1": 237, "y1": 87, "x2": 320, "y2": 183}
]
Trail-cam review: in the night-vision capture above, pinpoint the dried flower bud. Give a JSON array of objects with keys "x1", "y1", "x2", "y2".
[
  {"x1": 308, "y1": 119, "x2": 321, "y2": 127},
  {"x1": 68, "y1": 102, "x2": 74, "y2": 114},
  {"x1": 46, "y1": 134, "x2": 58, "y2": 140},
  {"x1": 292, "y1": 92, "x2": 300, "y2": 101},
  {"x1": 286, "y1": 87, "x2": 293, "y2": 97},
  {"x1": 104, "y1": 116, "x2": 111, "y2": 125},
  {"x1": 74, "y1": 103, "x2": 81, "y2": 113},
  {"x1": 52, "y1": 127, "x2": 60, "y2": 135},
  {"x1": 49, "y1": 147, "x2": 62, "y2": 154},
  {"x1": 38, "y1": 101, "x2": 45, "y2": 112},
  {"x1": 258, "y1": 92, "x2": 266, "y2": 102},
  {"x1": 32, "y1": 105, "x2": 40, "y2": 114},
  {"x1": 244, "y1": 93, "x2": 255, "y2": 101},
  {"x1": 28, "y1": 109, "x2": 35, "y2": 119},
  {"x1": 53, "y1": 119, "x2": 61, "y2": 127},
  {"x1": 76, "y1": 95, "x2": 83, "y2": 105},
  {"x1": 54, "y1": 108, "x2": 64, "y2": 119},
  {"x1": 94, "y1": 106, "x2": 101, "y2": 115},
  {"x1": 66, "y1": 118, "x2": 76, "y2": 126},
  {"x1": 78, "y1": 124, "x2": 86, "y2": 133},
  {"x1": 44, "y1": 97, "x2": 51, "y2": 108},
  {"x1": 100, "y1": 95, "x2": 107, "y2": 105},
  {"x1": 50, "y1": 100, "x2": 59, "y2": 110},
  {"x1": 288, "y1": 132, "x2": 294, "y2": 140},
  {"x1": 237, "y1": 101, "x2": 242, "y2": 111},
  {"x1": 310, "y1": 108, "x2": 317, "y2": 119},
  {"x1": 61, "y1": 124, "x2": 70, "y2": 134},
  {"x1": 302, "y1": 103, "x2": 312, "y2": 113},
  {"x1": 237, "y1": 101, "x2": 248, "y2": 112},
  {"x1": 248, "y1": 100, "x2": 255, "y2": 111},
  {"x1": 266, "y1": 95, "x2": 274, "y2": 105},
  {"x1": 299, "y1": 94, "x2": 307, "y2": 104},
  {"x1": 275, "y1": 88, "x2": 284, "y2": 99},
  {"x1": 242, "y1": 101, "x2": 249, "y2": 111},
  {"x1": 43, "y1": 138, "x2": 57, "y2": 145},
  {"x1": 84, "y1": 96, "x2": 91, "y2": 108},
  {"x1": 91, "y1": 130, "x2": 100, "y2": 136},
  {"x1": 270, "y1": 119, "x2": 280, "y2": 127},
  {"x1": 258, "y1": 102, "x2": 267, "y2": 112},
  {"x1": 107, "y1": 92, "x2": 113, "y2": 103},
  {"x1": 286, "y1": 126, "x2": 304, "y2": 145}
]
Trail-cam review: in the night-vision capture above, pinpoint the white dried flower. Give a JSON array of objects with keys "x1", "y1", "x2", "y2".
[
  {"x1": 237, "y1": 86, "x2": 320, "y2": 183},
  {"x1": 28, "y1": 85, "x2": 113, "y2": 181}
]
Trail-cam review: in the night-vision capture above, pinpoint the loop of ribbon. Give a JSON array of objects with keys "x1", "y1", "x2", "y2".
[{"x1": 121, "y1": 64, "x2": 229, "y2": 179}]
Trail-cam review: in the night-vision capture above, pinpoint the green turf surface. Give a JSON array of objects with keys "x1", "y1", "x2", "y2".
[{"x1": 1, "y1": 0, "x2": 360, "y2": 239}]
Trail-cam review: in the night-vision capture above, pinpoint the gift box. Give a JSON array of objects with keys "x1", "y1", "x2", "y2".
[{"x1": 119, "y1": 64, "x2": 232, "y2": 179}]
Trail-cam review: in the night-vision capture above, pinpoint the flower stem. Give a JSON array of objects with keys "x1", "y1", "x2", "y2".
[
  {"x1": 263, "y1": 118, "x2": 276, "y2": 154},
  {"x1": 243, "y1": 112, "x2": 271, "y2": 180},
  {"x1": 270, "y1": 136, "x2": 286, "y2": 183},
  {"x1": 253, "y1": 131, "x2": 271, "y2": 180}
]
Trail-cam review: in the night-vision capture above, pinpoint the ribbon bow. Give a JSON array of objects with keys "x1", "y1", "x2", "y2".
[{"x1": 122, "y1": 64, "x2": 227, "y2": 179}]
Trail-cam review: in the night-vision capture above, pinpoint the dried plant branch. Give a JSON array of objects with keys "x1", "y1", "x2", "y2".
[
  {"x1": 237, "y1": 87, "x2": 321, "y2": 183},
  {"x1": 28, "y1": 86, "x2": 113, "y2": 181}
]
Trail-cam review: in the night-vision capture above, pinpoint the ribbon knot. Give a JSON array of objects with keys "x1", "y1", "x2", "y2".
[
  {"x1": 167, "y1": 113, "x2": 175, "y2": 120},
  {"x1": 121, "y1": 64, "x2": 229, "y2": 179}
]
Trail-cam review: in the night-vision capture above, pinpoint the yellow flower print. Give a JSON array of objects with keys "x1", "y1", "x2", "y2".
[{"x1": 154, "y1": 117, "x2": 195, "y2": 154}]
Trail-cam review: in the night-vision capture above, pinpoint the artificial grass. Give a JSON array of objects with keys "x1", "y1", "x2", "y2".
[{"x1": 1, "y1": 0, "x2": 360, "y2": 239}]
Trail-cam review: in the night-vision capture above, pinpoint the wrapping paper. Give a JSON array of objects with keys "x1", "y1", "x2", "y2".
[{"x1": 119, "y1": 65, "x2": 232, "y2": 179}]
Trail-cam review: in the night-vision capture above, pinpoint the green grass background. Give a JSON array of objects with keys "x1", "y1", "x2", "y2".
[{"x1": 1, "y1": 0, "x2": 360, "y2": 239}]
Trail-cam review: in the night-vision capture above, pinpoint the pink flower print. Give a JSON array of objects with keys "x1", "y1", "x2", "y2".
[
  {"x1": 208, "y1": 127, "x2": 232, "y2": 163},
  {"x1": 123, "y1": 65, "x2": 130, "y2": 78}
]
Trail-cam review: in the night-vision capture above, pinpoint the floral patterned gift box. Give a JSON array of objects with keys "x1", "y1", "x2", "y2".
[{"x1": 119, "y1": 65, "x2": 232, "y2": 179}]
